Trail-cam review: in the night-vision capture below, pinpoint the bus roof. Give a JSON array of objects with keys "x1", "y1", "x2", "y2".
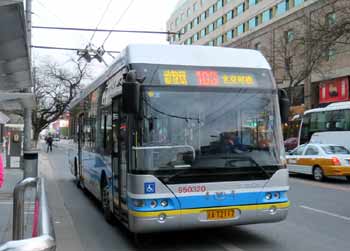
[
  {"x1": 123, "y1": 44, "x2": 271, "y2": 69},
  {"x1": 304, "y1": 101, "x2": 350, "y2": 115},
  {"x1": 69, "y1": 44, "x2": 271, "y2": 109}
]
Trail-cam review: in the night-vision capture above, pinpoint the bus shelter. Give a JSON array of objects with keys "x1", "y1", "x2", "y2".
[{"x1": 0, "y1": 0, "x2": 35, "y2": 177}]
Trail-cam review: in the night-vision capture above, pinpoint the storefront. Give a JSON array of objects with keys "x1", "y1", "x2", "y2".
[{"x1": 319, "y1": 77, "x2": 349, "y2": 104}]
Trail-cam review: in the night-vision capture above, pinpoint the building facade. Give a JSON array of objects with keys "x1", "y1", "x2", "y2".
[{"x1": 167, "y1": 0, "x2": 350, "y2": 117}]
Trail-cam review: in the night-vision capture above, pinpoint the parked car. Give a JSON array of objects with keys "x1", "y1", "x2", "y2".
[
  {"x1": 286, "y1": 143, "x2": 350, "y2": 181},
  {"x1": 284, "y1": 137, "x2": 298, "y2": 151}
]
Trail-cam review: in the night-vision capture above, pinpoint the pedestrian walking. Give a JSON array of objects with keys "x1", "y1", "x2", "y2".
[{"x1": 46, "y1": 135, "x2": 53, "y2": 153}]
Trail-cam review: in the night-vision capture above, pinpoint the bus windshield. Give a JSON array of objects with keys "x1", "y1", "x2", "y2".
[{"x1": 134, "y1": 86, "x2": 283, "y2": 183}]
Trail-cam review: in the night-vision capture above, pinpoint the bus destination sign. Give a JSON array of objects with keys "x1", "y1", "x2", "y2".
[{"x1": 160, "y1": 69, "x2": 256, "y2": 87}]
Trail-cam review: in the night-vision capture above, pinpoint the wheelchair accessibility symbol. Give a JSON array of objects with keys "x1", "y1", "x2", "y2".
[{"x1": 144, "y1": 182, "x2": 155, "y2": 194}]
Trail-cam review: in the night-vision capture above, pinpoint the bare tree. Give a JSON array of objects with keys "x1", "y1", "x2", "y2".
[
  {"x1": 273, "y1": 0, "x2": 350, "y2": 102},
  {"x1": 32, "y1": 58, "x2": 90, "y2": 143}
]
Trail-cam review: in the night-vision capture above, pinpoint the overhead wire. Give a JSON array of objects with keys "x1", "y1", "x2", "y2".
[
  {"x1": 34, "y1": 0, "x2": 90, "y2": 53},
  {"x1": 102, "y1": 0, "x2": 135, "y2": 46},
  {"x1": 89, "y1": 0, "x2": 114, "y2": 43}
]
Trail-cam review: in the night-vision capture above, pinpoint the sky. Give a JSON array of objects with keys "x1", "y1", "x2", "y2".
[{"x1": 31, "y1": 0, "x2": 179, "y2": 76}]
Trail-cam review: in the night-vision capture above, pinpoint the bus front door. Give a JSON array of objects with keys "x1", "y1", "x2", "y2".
[
  {"x1": 77, "y1": 114, "x2": 84, "y2": 185},
  {"x1": 112, "y1": 97, "x2": 128, "y2": 218}
]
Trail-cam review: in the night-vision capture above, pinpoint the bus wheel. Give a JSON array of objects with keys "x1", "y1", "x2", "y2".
[
  {"x1": 346, "y1": 176, "x2": 350, "y2": 182},
  {"x1": 101, "y1": 181, "x2": 114, "y2": 223},
  {"x1": 313, "y1": 166, "x2": 324, "y2": 181},
  {"x1": 74, "y1": 158, "x2": 80, "y2": 188}
]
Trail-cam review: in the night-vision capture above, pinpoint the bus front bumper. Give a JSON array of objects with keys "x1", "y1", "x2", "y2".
[{"x1": 128, "y1": 202, "x2": 289, "y2": 233}]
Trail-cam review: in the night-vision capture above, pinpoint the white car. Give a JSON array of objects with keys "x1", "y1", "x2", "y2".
[{"x1": 286, "y1": 143, "x2": 350, "y2": 181}]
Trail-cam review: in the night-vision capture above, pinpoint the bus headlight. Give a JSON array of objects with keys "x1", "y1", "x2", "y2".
[
  {"x1": 273, "y1": 192, "x2": 280, "y2": 199},
  {"x1": 265, "y1": 193, "x2": 272, "y2": 200},
  {"x1": 133, "y1": 199, "x2": 145, "y2": 208},
  {"x1": 160, "y1": 200, "x2": 168, "y2": 207},
  {"x1": 150, "y1": 200, "x2": 158, "y2": 208}
]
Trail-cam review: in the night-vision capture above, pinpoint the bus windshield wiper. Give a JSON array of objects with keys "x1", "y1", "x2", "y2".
[
  {"x1": 228, "y1": 156, "x2": 271, "y2": 178},
  {"x1": 162, "y1": 169, "x2": 194, "y2": 183}
]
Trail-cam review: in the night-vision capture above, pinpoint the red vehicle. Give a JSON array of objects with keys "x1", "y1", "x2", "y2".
[{"x1": 284, "y1": 137, "x2": 298, "y2": 151}]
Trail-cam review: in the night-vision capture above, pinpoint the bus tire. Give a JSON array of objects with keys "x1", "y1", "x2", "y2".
[
  {"x1": 313, "y1": 166, "x2": 324, "y2": 181},
  {"x1": 346, "y1": 176, "x2": 350, "y2": 182},
  {"x1": 74, "y1": 158, "x2": 81, "y2": 188},
  {"x1": 101, "y1": 178, "x2": 114, "y2": 224}
]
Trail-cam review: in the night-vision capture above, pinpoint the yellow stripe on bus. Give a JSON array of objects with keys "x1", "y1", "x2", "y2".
[{"x1": 129, "y1": 201, "x2": 290, "y2": 217}]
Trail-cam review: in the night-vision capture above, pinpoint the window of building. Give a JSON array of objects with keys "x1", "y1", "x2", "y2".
[
  {"x1": 249, "y1": 16, "x2": 258, "y2": 30},
  {"x1": 208, "y1": 23, "x2": 214, "y2": 32},
  {"x1": 226, "y1": 10, "x2": 234, "y2": 21},
  {"x1": 175, "y1": 17, "x2": 180, "y2": 26},
  {"x1": 186, "y1": 38, "x2": 193, "y2": 45},
  {"x1": 262, "y1": 9, "x2": 272, "y2": 23},
  {"x1": 249, "y1": 0, "x2": 258, "y2": 7},
  {"x1": 181, "y1": 27, "x2": 186, "y2": 35},
  {"x1": 216, "y1": 35, "x2": 224, "y2": 46},
  {"x1": 201, "y1": 0, "x2": 205, "y2": 5},
  {"x1": 237, "y1": 3, "x2": 245, "y2": 16},
  {"x1": 187, "y1": 22, "x2": 192, "y2": 31},
  {"x1": 226, "y1": 30, "x2": 233, "y2": 40},
  {"x1": 201, "y1": 28, "x2": 206, "y2": 38},
  {"x1": 209, "y1": 5, "x2": 215, "y2": 15},
  {"x1": 181, "y1": 13, "x2": 185, "y2": 21},
  {"x1": 254, "y1": 42, "x2": 261, "y2": 50},
  {"x1": 217, "y1": 0, "x2": 224, "y2": 9},
  {"x1": 187, "y1": 8, "x2": 191, "y2": 17},
  {"x1": 201, "y1": 12, "x2": 206, "y2": 21},
  {"x1": 216, "y1": 16, "x2": 224, "y2": 27},
  {"x1": 175, "y1": 33, "x2": 180, "y2": 40},
  {"x1": 276, "y1": 1, "x2": 288, "y2": 16},
  {"x1": 325, "y1": 47, "x2": 336, "y2": 61},
  {"x1": 193, "y1": 33, "x2": 198, "y2": 42},
  {"x1": 326, "y1": 12, "x2": 336, "y2": 26},
  {"x1": 285, "y1": 29, "x2": 294, "y2": 43},
  {"x1": 237, "y1": 23, "x2": 245, "y2": 35},
  {"x1": 294, "y1": 0, "x2": 304, "y2": 7},
  {"x1": 193, "y1": 16, "x2": 200, "y2": 26},
  {"x1": 193, "y1": 2, "x2": 199, "y2": 12}
]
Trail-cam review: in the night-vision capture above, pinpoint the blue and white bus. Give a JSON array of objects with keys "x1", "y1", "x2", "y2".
[{"x1": 68, "y1": 44, "x2": 290, "y2": 233}]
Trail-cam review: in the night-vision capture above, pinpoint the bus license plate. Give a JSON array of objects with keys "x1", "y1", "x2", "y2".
[{"x1": 207, "y1": 209, "x2": 235, "y2": 220}]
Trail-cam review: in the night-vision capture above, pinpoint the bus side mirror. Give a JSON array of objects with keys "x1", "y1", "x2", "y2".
[
  {"x1": 278, "y1": 89, "x2": 290, "y2": 124},
  {"x1": 122, "y1": 70, "x2": 140, "y2": 114}
]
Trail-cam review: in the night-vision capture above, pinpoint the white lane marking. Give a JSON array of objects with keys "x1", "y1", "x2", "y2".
[
  {"x1": 300, "y1": 205, "x2": 350, "y2": 221},
  {"x1": 216, "y1": 241, "x2": 245, "y2": 251}
]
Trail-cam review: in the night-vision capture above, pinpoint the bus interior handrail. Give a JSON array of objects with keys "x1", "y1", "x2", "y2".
[{"x1": 0, "y1": 177, "x2": 56, "y2": 251}]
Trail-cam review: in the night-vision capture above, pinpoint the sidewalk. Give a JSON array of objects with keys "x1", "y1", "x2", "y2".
[
  {"x1": 38, "y1": 152, "x2": 84, "y2": 251},
  {"x1": 0, "y1": 166, "x2": 23, "y2": 243},
  {"x1": 0, "y1": 151, "x2": 83, "y2": 250}
]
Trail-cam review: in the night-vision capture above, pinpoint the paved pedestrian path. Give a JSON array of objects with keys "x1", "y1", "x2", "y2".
[
  {"x1": 0, "y1": 166, "x2": 23, "y2": 243},
  {"x1": 0, "y1": 150, "x2": 83, "y2": 250}
]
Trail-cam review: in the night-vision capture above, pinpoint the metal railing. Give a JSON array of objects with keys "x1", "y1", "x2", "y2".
[{"x1": 0, "y1": 177, "x2": 56, "y2": 251}]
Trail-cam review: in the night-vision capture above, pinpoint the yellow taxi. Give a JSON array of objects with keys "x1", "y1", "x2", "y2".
[{"x1": 286, "y1": 143, "x2": 350, "y2": 181}]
